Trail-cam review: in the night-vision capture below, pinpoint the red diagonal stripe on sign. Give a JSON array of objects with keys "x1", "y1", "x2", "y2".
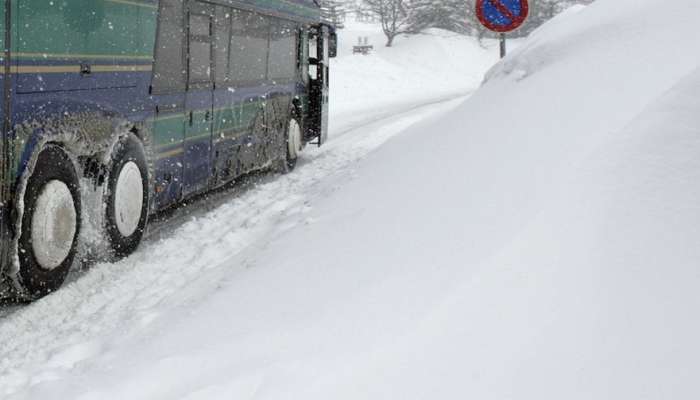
[{"x1": 488, "y1": 0, "x2": 517, "y2": 21}]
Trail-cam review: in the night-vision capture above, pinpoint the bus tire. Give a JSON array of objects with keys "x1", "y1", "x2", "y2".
[
  {"x1": 17, "y1": 145, "x2": 81, "y2": 299},
  {"x1": 278, "y1": 116, "x2": 302, "y2": 173},
  {"x1": 104, "y1": 133, "x2": 148, "y2": 258}
]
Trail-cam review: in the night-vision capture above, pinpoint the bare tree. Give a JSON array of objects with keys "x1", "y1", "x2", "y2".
[{"x1": 364, "y1": 0, "x2": 411, "y2": 47}]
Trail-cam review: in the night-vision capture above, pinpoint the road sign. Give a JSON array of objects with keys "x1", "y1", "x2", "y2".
[{"x1": 476, "y1": 0, "x2": 529, "y2": 33}]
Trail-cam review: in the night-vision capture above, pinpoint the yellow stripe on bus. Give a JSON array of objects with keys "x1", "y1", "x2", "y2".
[
  {"x1": 91, "y1": 65, "x2": 153, "y2": 72},
  {"x1": 157, "y1": 148, "x2": 184, "y2": 159},
  {"x1": 2, "y1": 65, "x2": 152, "y2": 74},
  {"x1": 106, "y1": 0, "x2": 158, "y2": 9}
]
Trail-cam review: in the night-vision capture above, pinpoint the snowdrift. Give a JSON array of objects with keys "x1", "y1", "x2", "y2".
[
  {"x1": 254, "y1": 1, "x2": 700, "y2": 397},
  {"x1": 293, "y1": 0, "x2": 700, "y2": 398}
]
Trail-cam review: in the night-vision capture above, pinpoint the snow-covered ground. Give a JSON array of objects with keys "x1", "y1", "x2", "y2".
[
  {"x1": 5, "y1": 1, "x2": 700, "y2": 398},
  {"x1": 331, "y1": 19, "x2": 500, "y2": 131},
  {"x1": 0, "y1": 21, "x2": 499, "y2": 399}
]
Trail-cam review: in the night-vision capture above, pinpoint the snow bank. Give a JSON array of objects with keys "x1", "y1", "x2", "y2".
[{"x1": 292, "y1": 0, "x2": 700, "y2": 397}]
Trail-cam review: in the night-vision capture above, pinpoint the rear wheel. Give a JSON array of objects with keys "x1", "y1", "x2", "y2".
[
  {"x1": 17, "y1": 145, "x2": 81, "y2": 299},
  {"x1": 104, "y1": 134, "x2": 149, "y2": 258}
]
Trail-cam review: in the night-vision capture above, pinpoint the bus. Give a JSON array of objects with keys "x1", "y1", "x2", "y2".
[{"x1": 0, "y1": 0, "x2": 337, "y2": 300}]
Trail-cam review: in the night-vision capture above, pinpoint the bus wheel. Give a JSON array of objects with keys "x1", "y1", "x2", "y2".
[
  {"x1": 279, "y1": 117, "x2": 302, "y2": 173},
  {"x1": 17, "y1": 145, "x2": 81, "y2": 299},
  {"x1": 104, "y1": 133, "x2": 148, "y2": 258}
]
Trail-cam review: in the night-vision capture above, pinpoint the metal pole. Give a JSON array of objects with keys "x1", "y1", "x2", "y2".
[{"x1": 499, "y1": 33, "x2": 506, "y2": 58}]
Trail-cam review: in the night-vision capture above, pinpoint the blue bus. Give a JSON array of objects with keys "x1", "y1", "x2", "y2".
[{"x1": 0, "y1": 0, "x2": 336, "y2": 299}]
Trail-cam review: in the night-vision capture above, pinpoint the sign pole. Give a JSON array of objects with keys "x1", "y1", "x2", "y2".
[{"x1": 499, "y1": 33, "x2": 506, "y2": 58}]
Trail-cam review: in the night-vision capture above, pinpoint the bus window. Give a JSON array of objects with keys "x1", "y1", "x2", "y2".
[
  {"x1": 152, "y1": 0, "x2": 186, "y2": 93},
  {"x1": 229, "y1": 11, "x2": 270, "y2": 84},
  {"x1": 299, "y1": 29, "x2": 309, "y2": 84},
  {"x1": 308, "y1": 33, "x2": 318, "y2": 81},
  {"x1": 188, "y1": 5, "x2": 213, "y2": 86},
  {"x1": 214, "y1": 7, "x2": 232, "y2": 87},
  {"x1": 268, "y1": 20, "x2": 297, "y2": 81}
]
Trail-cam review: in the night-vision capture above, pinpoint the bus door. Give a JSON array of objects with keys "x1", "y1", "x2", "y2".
[
  {"x1": 183, "y1": 1, "x2": 215, "y2": 196},
  {"x1": 308, "y1": 24, "x2": 335, "y2": 145}
]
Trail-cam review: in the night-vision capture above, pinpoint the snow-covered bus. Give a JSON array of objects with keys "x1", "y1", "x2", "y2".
[{"x1": 0, "y1": 0, "x2": 336, "y2": 299}]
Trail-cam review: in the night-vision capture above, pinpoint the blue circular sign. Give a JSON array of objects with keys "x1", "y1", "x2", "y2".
[{"x1": 476, "y1": 0, "x2": 529, "y2": 33}]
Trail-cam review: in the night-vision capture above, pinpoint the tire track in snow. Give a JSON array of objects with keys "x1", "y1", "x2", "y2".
[{"x1": 0, "y1": 95, "x2": 466, "y2": 397}]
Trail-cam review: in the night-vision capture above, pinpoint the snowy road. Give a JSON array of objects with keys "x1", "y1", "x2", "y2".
[{"x1": 0, "y1": 94, "x2": 467, "y2": 398}]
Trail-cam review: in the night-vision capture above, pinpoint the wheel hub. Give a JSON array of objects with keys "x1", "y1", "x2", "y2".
[
  {"x1": 287, "y1": 119, "x2": 302, "y2": 160},
  {"x1": 31, "y1": 180, "x2": 77, "y2": 270},
  {"x1": 114, "y1": 161, "x2": 144, "y2": 237}
]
